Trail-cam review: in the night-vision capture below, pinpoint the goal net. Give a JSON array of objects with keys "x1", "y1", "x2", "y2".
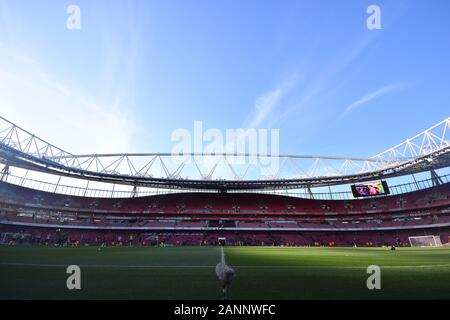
[{"x1": 408, "y1": 235, "x2": 443, "y2": 247}]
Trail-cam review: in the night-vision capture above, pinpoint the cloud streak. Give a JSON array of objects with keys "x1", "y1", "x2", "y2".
[
  {"x1": 255, "y1": 35, "x2": 379, "y2": 128},
  {"x1": 0, "y1": 42, "x2": 136, "y2": 154},
  {"x1": 245, "y1": 77, "x2": 296, "y2": 129},
  {"x1": 0, "y1": 3, "x2": 142, "y2": 155},
  {"x1": 342, "y1": 82, "x2": 407, "y2": 117}
]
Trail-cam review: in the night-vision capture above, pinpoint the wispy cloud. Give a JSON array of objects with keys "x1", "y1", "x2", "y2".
[
  {"x1": 0, "y1": 3, "x2": 142, "y2": 155},
  {"x1": 245, "y1": 76, "x2": 296, "y2": 129},
  {"x1": 259, "y1": 35, "x2": 379, "y2": 127},
  {"x1": 342, "y1": 82, "x2": 407, "y2": 117},
  {"x1": 0, "y1": 42, "x2": 136, "y2": 154},
  {"x1": 96, "y1": 2, "x2": 141, "y2": 110}
]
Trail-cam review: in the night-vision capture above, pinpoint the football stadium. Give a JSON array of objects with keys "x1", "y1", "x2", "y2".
[
  {"x1": 1, "y1": 115, "x2": 450, "y2": 300},
  {"x1": 1, "y1": 0, "x2": 450, "y2": 307}
]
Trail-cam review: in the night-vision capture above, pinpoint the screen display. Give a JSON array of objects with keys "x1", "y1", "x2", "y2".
[{"x1": 351, "y1": 180, "x2": 390, "y2": 198}]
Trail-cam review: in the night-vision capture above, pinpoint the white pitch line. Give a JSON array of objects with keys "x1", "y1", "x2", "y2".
[
  {"x1": 235, "y1": 264, "x2": 450, "y2": 269},
  {"x1": 1, "y1": 262, "x2": 450, "y2": 269},
  {"x1": 221, "y1": 246, "x2": 226, "y2": 264},
  {"x1": 0, "y1": 262, "x2": 215, "y2": 268}
]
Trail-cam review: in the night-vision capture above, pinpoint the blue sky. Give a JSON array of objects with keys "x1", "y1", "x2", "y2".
[{"x1": 0, "y1": 0, "x2": 449, "y2": 157}]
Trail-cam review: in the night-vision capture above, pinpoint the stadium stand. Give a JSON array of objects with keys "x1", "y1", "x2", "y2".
[{"x1": 1, "y1": 180, "x2": 450, "y2": 247}]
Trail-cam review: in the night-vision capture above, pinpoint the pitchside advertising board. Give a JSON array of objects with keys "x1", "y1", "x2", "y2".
[{"x1": 351, "y1": 180, "x2": 390, "y2": 198}]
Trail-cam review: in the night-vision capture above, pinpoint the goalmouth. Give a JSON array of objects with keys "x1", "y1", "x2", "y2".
[{"x1": 408, "y1": 235, "x2": 443, "y2": 247}]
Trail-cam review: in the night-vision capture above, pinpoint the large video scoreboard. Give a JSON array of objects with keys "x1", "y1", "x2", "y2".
[{"x1": 351, "y1": 180, "x2": 390, "y2": 198}]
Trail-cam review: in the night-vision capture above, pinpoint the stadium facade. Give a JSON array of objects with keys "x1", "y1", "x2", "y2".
[{"x1": 1, "y1": 116, "x2": 449, "y2": 247}]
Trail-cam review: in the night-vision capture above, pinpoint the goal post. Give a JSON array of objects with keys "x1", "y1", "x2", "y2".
[{"x1": 408, "y1": 235, "x2": 443, "y2": 247}]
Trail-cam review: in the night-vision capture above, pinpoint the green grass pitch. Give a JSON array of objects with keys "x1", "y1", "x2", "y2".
[{"x1": 1, "y1": 245, "x2": 449, "y2": 299}]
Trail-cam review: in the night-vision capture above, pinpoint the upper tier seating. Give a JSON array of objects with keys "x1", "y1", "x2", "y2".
[{"x1": 1, "y1": 181, "x2": 449, "y2": 216}]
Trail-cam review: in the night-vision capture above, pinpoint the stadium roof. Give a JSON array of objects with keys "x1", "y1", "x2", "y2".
[{"x1": 0, "y1": 115, "x2": 449, "y2": 190}]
